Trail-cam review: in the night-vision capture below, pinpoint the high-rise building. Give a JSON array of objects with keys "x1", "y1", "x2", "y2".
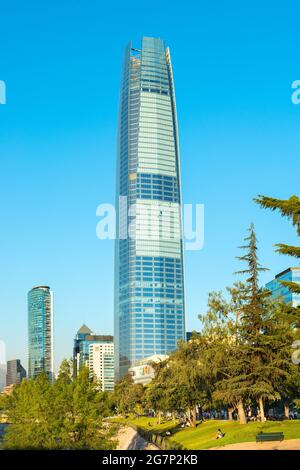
[
  {"x1": 73, "y1": 324, "x2": 113, "y2": 378},
  {"x1": 266, "y1": 267, "x2": 300, "y2": 307},
  {"x1": 88, "y1": 341, "x2": 114, "y2": 391},
  {"x1": 115, "y1": 37, "x2": 185, "y2": 379},
  {"x1": 0, "y1": 365, "x2": 6, "y2": 392},
  {"x1": 6, "y1": 359, "x2": 26, "y2": 386},
  {"x1": 28, "y1": 286, "x2": 54, "y2": 379},
  {"x1": 0, "y1": 341, "x2": 6, "y2": 391},
  {"x1": 73, "y1": 324, "x2": 93, "y2": 375},
  {"x1": 186, "y1": 332, "x2": 193, "y2": 342}
]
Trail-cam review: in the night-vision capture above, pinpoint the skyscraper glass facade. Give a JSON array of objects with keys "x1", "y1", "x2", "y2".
[
  {"x1": 73, "y1": 324, "x2": 114, "y2": 378},
  {"x1": 266, "y1": 267, "x2": 300, "y2": 307},
  {"x1": 6, "y1": 359, "x2": 26, "y2": 386},
  {"x1": 28, "y1": 286, "x2": 53, "y2": 379},
  {"x1": 115, "y1": 37, "x2": 185, "y2": 379}
]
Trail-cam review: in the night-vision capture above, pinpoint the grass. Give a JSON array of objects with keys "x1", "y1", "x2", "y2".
[{"x1": 113, "y1": 416, "x2": 300, "y2": 450}]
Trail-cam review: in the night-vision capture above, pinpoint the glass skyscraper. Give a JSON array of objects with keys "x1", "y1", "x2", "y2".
[
  {"x1": 28, "y1": 286, "x2": 54, "y2": 379},
  {"x1": 73, "y1": 324, "x2": 114, "y2": 377},
  {"x1": 115, "y1": 37, "x2": 185, "y2": 379},
  {"x1": 6, "y1": 359, "x2": 26, "y2": 386},
  {"x1": 266, "y1": 267, "x2": 300, "y2": 307}
]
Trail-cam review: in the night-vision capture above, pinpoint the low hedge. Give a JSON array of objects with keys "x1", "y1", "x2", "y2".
[{"x1": 133, "y1": 425, "x2": 186, "y2": 450}]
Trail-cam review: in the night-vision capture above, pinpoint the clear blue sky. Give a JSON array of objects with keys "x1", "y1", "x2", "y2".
[{"x1": 0, "y1": 0, "x2": 299, "y2": 371}]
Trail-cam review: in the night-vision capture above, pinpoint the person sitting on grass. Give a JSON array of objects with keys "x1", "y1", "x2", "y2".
[{"x1": 216, "y1": 428, "x2": 225, "y2": 439}]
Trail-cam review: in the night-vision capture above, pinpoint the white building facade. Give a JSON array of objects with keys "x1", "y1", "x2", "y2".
[
  {"x1": 129, "y1": 354, "x2": 168, "y2": 386},
  {"x1": 88, "y1": 341, "x2": 114, "y2": 391}
]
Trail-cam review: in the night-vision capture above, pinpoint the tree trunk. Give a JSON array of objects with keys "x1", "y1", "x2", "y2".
[
  {"x1": 157, "y1": 411, "x2": 161, "y2": 424},
  {"x1": 258, "y1": 397, "x2": 265, "y2": 422},
  {"x1": 172, "y1": 411, "x2": 176, "y2": 423},
  {"x1": 190, "y1": 406, "x2": 197, "y2": 427},
  {"x1": 237, "y1": 400, "x2": 247, "y2": 424},
  {"x1": 228, "y1": 407, "x2": 233, "y2": 421},
  {"x1": 284, "y1": 402, "x2": 290, "y2": 419}
]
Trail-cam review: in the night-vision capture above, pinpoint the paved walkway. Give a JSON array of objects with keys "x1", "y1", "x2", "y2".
[
  {"x1": 211, "y1": 439, "x2": 300, "y2": 450},
  {"x1": 116, "y1": 426, "x2": 158, "y2": 450}
]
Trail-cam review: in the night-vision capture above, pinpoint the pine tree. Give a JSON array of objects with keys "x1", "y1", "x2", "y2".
[
  {"x1": 254, "y1": 194, "x2": 300, "y2": 294},
  {"x1": 234, "y1": 224, "x2": 295, "y2": 421}
]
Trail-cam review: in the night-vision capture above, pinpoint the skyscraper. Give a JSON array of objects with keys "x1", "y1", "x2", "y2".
[
  {"x1": 115, "y1": 37, "x2": 185, "y2": 379},
  {"x1": 0, "y1": 340, "x2": 5, "y2": 391},
  {"x1": 6, "y1": 359, "x2": 26, "y2": 386},
  {"x1": 28, "y1": 286, "x2": 54, "y2": 379},
  {"x1": 266, "y1": 267, "x2": 300, "y2": 307},
  {"x1": 88, "y1": 342, "x2": 114, "y2": 391},
  {"x1": 73, "y1": 324, "x2": 113, "y2": 377}
]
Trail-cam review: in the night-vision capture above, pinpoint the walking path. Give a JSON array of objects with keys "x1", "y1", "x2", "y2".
[
  {"x1": 211, "y1": 439, "x2": 300, "y2": 450},
  {"x1": 116, "y1": 425, "x2": 158, "y2": 450}
]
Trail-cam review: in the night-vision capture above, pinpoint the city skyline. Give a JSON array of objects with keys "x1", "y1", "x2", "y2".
[{"x1": 1, "y1": 1, "x2": 300, "y2": 371}]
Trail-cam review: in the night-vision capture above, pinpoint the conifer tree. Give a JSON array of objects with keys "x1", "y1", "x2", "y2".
[
  {"x1": 235, "y1": 224, "x2": 295, "y2": 421},
  {"x1": 255, "y1": 194, "x2": 300, "y2": 294}
]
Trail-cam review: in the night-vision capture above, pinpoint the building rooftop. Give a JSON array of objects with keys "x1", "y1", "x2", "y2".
[
  {"x1": 275, "y1": 267, "x2": 300, "y2": 279},
  {"x1": 30, "y1": 285, "x2": 50, "y2": 291},
  {"x1": 77, "y1": 324, "x2": 93, "y2": 335},
  {"x1": 85, "y1": 335, "x2": 113, "y2": 342}
]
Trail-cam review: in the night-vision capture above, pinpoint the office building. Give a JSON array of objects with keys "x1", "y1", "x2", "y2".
[
  {"x1": 6, "y1": 359, "x2": 26, "y2": 386},
  {"x1": 73, "y1": 324, "x2": 113, "y2": 378},
  {"x1": 28, "y1": 286, "x2": 54, "y2": 379},
  {"x1": 0, "y1": 341, "x2": 5, "y2": 392},
  {"x1": 266, "y1": 267, "x2": 300, "y2": 307},
  {"x1": 73, "y1": 324, "x2": 93, "y2": 375},
  {"x1": 0, "y1": 365, "x2": 6, "y2": 392},
  {"x1": 88, "y1": 341, "x2": 114, "y2": 391},
  {"x1": 115, "y1": 36, "x2": 185, "y2": 379}
]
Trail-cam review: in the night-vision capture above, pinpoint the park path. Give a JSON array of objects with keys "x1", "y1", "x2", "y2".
[
  {"x1": 211, "y1": 438, "x2": 300, "y2": 450},
  {"x1": 116, "y1": 425, "x2": 158, "y2": 450}
]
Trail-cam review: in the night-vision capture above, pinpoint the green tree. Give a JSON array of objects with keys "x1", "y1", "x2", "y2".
[
  {"x1": 147, "y1": 340, "x2": 212, "y2": 427},
  {"x1": 200, "y1": 226, "x2": 299, "y2": 424},
  {"x1": 5, "y1": 373, "x2": 55, "y2": 449},
  {"x1": 234, "y1": 224, "x2": 297, "y2": 421},
  {"x1": 199, "y1": 288, "x2": 250, "y2": 424},
  {"x1": 4, "y1": 361, "x2": 116, "y2": 449},
  {"x1": 254, "y1": 194, "x2": 300, "y2": 294},
  {"x1": 255, "y1": 194, "x2": 300, "y2": 413},
  {"x1": 113, "y1": 374, "x2": 145, "y2": 416},
  {"x1": 145, "y1": 364, "x2": 171, "y2": 424}
]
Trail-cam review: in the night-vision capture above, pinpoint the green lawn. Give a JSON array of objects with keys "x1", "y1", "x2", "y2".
[{"x1": 114, "y1": 416, "x2": 300, "y2": 450}]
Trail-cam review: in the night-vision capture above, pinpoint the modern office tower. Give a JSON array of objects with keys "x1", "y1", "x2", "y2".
[
  {"x1": 0, "y1": 365, "x2": 6, "y2": 392},
  {"x1": 186, "y1": 332, "x2": 193, "y2": 342},
  {"x1": 73, "y1": 324, "x2": 93, "y2": 375},
  {"x1": 88, "y1": 341, "x2": 114, "y2": 391},
  {"x1": 73, "y1": 324, "x2": 113, "y2": 377},
  {"x1": 6, "y1": 359, "x2": 26, "y2": 386},
  {"x1": 266, "y1": 267, "x2": 300, "y2": 307},
  {"x1": 0, "y1": 341, "x2": 6, "y2": 391},
  {"x1": 115, "y1": 37, "x2": 185, "y2": 379},
  {"x1": 28, "y1": 286, "x2": 54, "y2": 379}
]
